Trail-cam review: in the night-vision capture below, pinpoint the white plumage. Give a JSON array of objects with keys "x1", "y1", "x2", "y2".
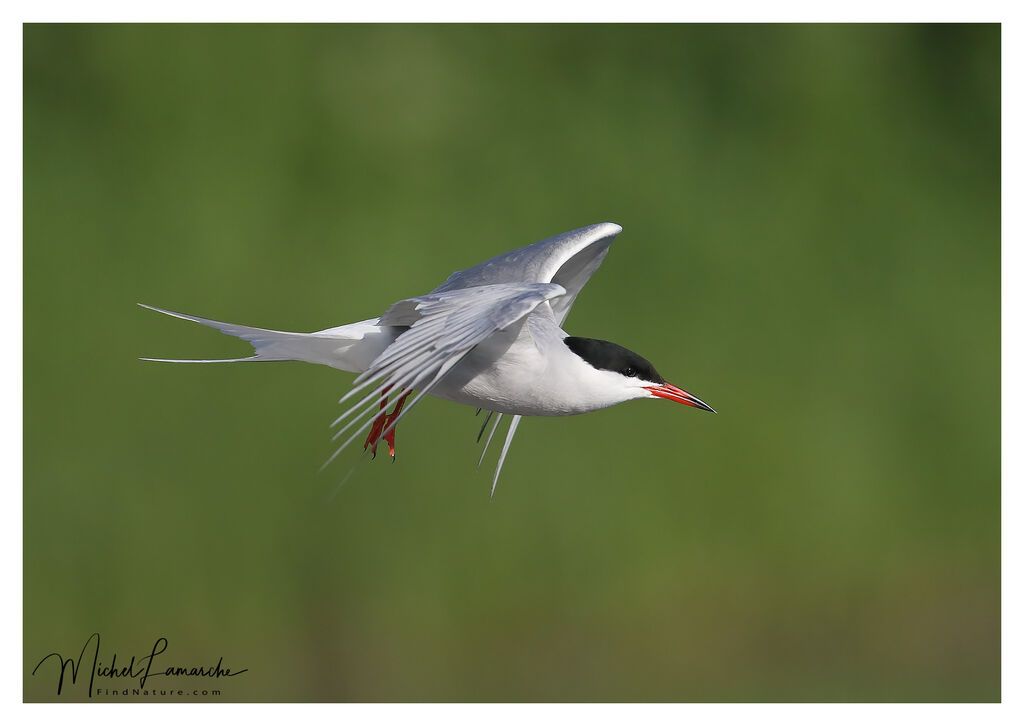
[{"x1": 141, "y1": 222, "x2": 714, "y2": 495}]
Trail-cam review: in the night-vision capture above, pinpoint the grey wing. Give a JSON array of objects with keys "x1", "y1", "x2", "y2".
[
  {"x1": 432, "y1": 222, "x2": 622, "y2": 326},
  {"x1": 322, "y1": 282, "x2": 566, "y2": 473}
]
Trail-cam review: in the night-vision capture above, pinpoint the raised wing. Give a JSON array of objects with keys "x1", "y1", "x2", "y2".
[
  {"x1": 322, "y1": 282, "x2": 566, "y2": 482},
  {"x1": 432, "y1": 222, "x2": 622, "y2": 326}
]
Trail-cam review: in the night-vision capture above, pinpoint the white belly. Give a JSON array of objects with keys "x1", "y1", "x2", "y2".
[{"x1": 337, "y1": 314, "x2": 621, "y2": 417}]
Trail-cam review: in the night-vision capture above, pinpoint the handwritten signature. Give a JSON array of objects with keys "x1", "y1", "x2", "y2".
[{"x1": 32, "y1": 633, "x2": 248, "y2": 697}]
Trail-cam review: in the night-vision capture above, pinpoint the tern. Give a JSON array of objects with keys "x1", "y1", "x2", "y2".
[{"x1": 141, "y1": 222, "x2": 714, "y2": 495}]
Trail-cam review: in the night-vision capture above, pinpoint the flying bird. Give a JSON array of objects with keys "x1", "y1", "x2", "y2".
[{"x1": 141, "y1": 222, "x2": 714, "y2": 495}]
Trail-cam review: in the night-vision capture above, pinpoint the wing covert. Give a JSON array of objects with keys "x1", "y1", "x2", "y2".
[
  {"x1": 432, "y1": 222, "x2": 622, "y2": 325},
  {"x1": 322, "y1": 282, "x2": 565, "y2": 472}
]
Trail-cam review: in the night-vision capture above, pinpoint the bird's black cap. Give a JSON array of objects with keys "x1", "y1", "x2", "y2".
[{"x1": 563, "y1": 336, "x2": 665, "y2": 384}]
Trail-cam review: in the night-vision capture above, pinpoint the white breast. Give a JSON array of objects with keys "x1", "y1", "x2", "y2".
[{"x1": 429, "y1": 314, "x2": 631, "y2": 417}]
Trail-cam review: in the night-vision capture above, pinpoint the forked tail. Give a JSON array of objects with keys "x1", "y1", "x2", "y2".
[{"x1": 138, "y1": 303, "x2": 384, "y2": 372}]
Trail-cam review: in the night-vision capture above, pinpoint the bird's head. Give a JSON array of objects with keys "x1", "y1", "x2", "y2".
[{"x1": 562, "y1": 336, "x2": 716, "y2": 412}]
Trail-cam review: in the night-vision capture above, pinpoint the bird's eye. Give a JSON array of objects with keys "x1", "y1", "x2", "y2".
[{"x1": 623, "y1": 366, "x2": 636, "y2": 377}]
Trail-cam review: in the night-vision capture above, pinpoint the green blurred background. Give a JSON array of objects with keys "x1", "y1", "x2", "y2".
[{"x1": 24, "y1": 24, "x2": 999, "y2": 702}]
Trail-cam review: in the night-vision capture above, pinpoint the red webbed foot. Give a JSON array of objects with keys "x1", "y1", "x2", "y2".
[
  {"x1": 381, "y1": 390, "x2": 410, "y2": 460},
  {"x1": 363, "y1": 391, "x2": 390, "y2": 459},
  {"x1": 363, "y1": 387, "x2": 409, "y2": 460}
]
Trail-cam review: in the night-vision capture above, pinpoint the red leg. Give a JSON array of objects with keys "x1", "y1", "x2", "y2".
[
  {"x1": 363, "y1": 391, "x2": 390, "y2": 459},
  {"x1": 382, "y1": 390, "x2": 410, "y2": 459}
]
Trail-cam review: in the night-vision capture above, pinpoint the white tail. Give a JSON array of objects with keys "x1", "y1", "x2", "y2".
[{"x1": 138, "y1": 303, "x2": 391, "y2": 373}]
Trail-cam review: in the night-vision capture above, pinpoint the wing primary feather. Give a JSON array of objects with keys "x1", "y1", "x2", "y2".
[
  {"x1": 332, "y1": 343, "x2": 446, "y2": 428},
  {"x1": 331, "y1": 361, "x2": 419, "y2": 429},
  {"x1": 491, "y1": 415, "x2": 522, "y2": 498},
  {"x1": 329, "y1": 362, "x2": 436, "y2": 444},
  {"x1": 374, "y1": 354, "x2": 469, "y2": 445},
  {"x1": 329, "y1": 391, "x2": 394, "y2": 445},
  {"x1": 340, "y1": 344, "x2": 428, "y2": 403},
  {"x1": 319, "y1": 406, "x2": 379, "y2": 472},
  {"x1": 322, "y1": 357, "x2": 460, "y2": 471},
  {"x1": 331, "y1": 368, "x2": 412, "y2": 428},
  {"x1": 322, "y1": 366, "x2": 435, "y2": 470},
  {"x1": 331, "y1": 333, "x2": 459, "y2": 438},
  {"x1": 476, "y1": 410, "x2": 494, "y2": 443},
  {"x1": 364, "y1": 316, "x2": 479, "y2": 376},
  {"x1": 331, "y1": 379, "x2": 390, "y2": 428},
  {"x1": 478, "y1": 413, "x2": 504, "y2": 468},
  {"x1": 323, "y1": 282, "x2": 565, "y2": 474},
  {"x1": 340, "y1": 344, "x2": 432, "y2": 407},
  {"x1": 359, "y1": 283, "x2": 565, "y2": 383},
  {"x1": 348, "y1": 330, "x2": 448, "y2": 392},
  {"x1": 320, "y1": 388, "x2": 409, "y2": 472},
  {"x1": 336, "y1": 371, "x2": 382, "y2": 407}
]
